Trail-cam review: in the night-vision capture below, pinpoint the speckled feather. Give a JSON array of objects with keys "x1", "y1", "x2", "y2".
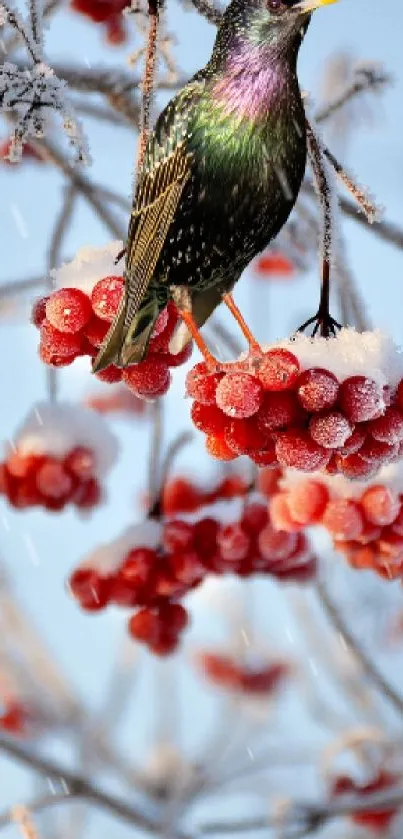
[{"x1": 93, "y1": 0, "x2": 310, "y2": 370}]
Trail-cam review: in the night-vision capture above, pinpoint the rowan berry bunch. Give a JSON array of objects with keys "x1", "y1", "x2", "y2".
[
  {"x1": 187, "y1": 330, "x2": 403, "y2": 477},
  {"x1": 0, "y1": 403, "x2": 118, "y2": 512},
  {"x1": 195, "y1": 651, "x2": 290, "y2": 697},
  {"x1": 271, "y1": 462, "x2": 403, "y2": 580},
  {"x1": 69, "y1": 494, "x2": 316, "y2": 655},
  {"x1": 33, "y1": 283, "x2": 191, "y2": 400}
]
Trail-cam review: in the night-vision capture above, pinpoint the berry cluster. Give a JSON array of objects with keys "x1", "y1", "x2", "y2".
[
  {"x1": 70, "y1": 0, "x2": 129, "y2": 44},
  {"x1": 0, "y1": 403, "x2": 118, "y2": 513},
  {"x1": 187, "y1": 331, "x2": 403, "y2": 478},
  {"x1": 196, "y1": 651, "x2": 290, "y2": 696},
  {"x1": 271, "y1": 470, "x2": 403, "y2": 580},
  {"x1": 253, "y1": 250, "x2": 295, "y2": 280},
  {"x1": 33, "y1": 284, "x2": 191, "y2": 399},
  {"x1": 331, "y1": 771, "x2": 400, "y2": 833},
  {"x1": 69, "y1": 503, "x2": 316, "y2": 656},
  {"x1": 161, "y1": 474, "x2": 249, "y2": 515}
]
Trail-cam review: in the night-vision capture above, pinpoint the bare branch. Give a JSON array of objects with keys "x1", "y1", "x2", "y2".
[{"x1": 315, "y1": 65, "x2": 392, "y2": 124}]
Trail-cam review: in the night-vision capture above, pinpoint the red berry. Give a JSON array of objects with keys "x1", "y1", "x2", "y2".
[
  {"x1": 224, "y1": 417, "x2": 268, "y2": 454},
  {"x1": 368, "y1": 408, "x2": 403, "y2": 445},
  {"x1": 340, "y1": 376, "x2": 384, "y2": 423},
  {"x1": 90, "y1": 276, "x2": 124, "y2": 322},
  {"x1": 270, "y1": 493, "x2": 300, "y2": 532},
  {"x1": 95, "y1": 365, "x2": 123, "y2": 384},
  {"x1": 191, "y1": 402, "x2": 228, "y2": 435},
  {"x1": 69, "y1": 568, "x2": 111, "y2": 610},
  {"x1": 391, "y1": 507, "x2": 403, "y2": 537},
  {"x1": 168, "y1": 551, "x2": 205, "y2": 586},
  {"x1": 162, "y1": 478, "x2": 204, "y2": 515},
  {"x1": 193, "y1": 518, "x2": 219, "y2": 561},
  {"x1": 396, "y1": 379, "x2": 403, "y2": 411},
  {"x1": 72, "y1": 478, "x2": 101, "y2": 509},
  {"x1": 151, "y1": 307, "x2": 169, "y2": 338},
  {"x1": 287, "y1": 480, "x2": 329, "y2": 525},
  {"x1": 297, "y1": 368, "x2": 339, "y2": 413},
  {"x1": 119, "y1": 548, "x2": 155, "y2": 590},
  {"x1": 128, "y1": 608, "x2": 158, "y2": 644},
  {"x1": 35, "y1": 459, "x2": 73, "y2": 500},
  {"x1": 123, "y1": 356, "x2": 171, "y2": 399},
  {"x1": 206, "y1": 435, "x2": 237, "y2": 461},
  {"x1": 6, "y1": 452, "x2": 43, "y2": 479},
  {"x1": 257, "y1": 390, "x2": 303, "y2": 432},
  {"x1": 39, "y1": 345, "x2": 78, "y2": 367},
  {"x1": 323, "y1": 499, "x2": 364, "y2": 540},
  {"x1": 186, "y1": 363, "x2": 224, "y2": 405},
  {"x1": 275, "y1": 430, "x2": 331, "y2": 472},
  {"x1": 361, "y1": 486, "x2": 400, "y2": 527},
  {"x1": 163, "y1": 520, "x2": 194, "y2": 553},
  {"x1": 84, "y1": 314, "x2": 109, "y2": 348},
  {"x1": 45, "y1": 288, "x2": 92, "y2": 333},
  {"x1": 339, "y1": 426, "x2": 367, "y2": 456},
  {"x1": 250, "y1": 444, "x2": 278, "y2": 467},
  {"x1": 358, "y1": 437, "x2": 398, "y2": 464},
  {"x1": 309, "y1": 411, "x2": 353, "y2": 449},
  {"x1": 40, "y1": 320, "x2": 83, "y2": 357},
  {"x1": 31, "y1": 295, "x2": 49, "y2": 328},
  {"x1": 256, "y1": 467, "x2": 282, "y2": 497},
  {"x1": 241, "y1": 503, "x2": 269, "y2": 534},
  {"x1": 64, "y1": 446, "x2": 95, "y2": 479},
  {"x1": 258, "y1": 525, "x2": 298, "y2": 562},
  {"x1": 256, "y1": 348, "x2": 300, "y2": 391},
  {"x1": 217, "y1": 523, "x2": 250, "y2": 563},
  {"x1": 335, "y1": 453, "x2": 378, "y2": 480},
  {"x1": 215, "y1": 372, "x2": 263, "y2": 419}
]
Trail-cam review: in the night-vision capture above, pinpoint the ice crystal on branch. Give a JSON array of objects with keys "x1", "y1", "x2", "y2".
[{"x1": 0, "y1": 2, "x2": 88, "y2": 162}]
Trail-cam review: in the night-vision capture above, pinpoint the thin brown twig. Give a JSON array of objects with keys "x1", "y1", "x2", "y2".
[
  {"x1": 316, "y1": 577, "x2": 403, "y2": 717},
  {"x1": 323, "y1": 145, "x2": 380, "y2": 223},
  {"x1": 136, "y1": 6, "x2": 160, "y2": 177}
]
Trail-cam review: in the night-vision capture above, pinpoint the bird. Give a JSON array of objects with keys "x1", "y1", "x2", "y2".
[{"x1": 93, "y1": 0, "x2": 338, "y2": 373}]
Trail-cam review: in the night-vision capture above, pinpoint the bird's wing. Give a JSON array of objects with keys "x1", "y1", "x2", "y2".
[{"x1": 123, "y1": 141, "x2": 192, "y2": 330}]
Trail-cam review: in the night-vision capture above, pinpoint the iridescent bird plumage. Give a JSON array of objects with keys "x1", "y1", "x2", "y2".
[{"x1": 93, "y1": 0, "x2": 338, "y2": 373}]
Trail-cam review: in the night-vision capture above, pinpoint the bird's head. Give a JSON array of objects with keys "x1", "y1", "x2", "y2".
[{"x1": 210, "y1": 0, "x2": 338, "y2": 69}]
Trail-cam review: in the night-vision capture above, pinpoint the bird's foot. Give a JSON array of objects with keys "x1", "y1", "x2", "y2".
[
  {"x1": 297, "y1": 308, "x2": 341, "y2": 339},
  {"x1": 222, "y1": 293, "x2": 262, "y2": 355}
]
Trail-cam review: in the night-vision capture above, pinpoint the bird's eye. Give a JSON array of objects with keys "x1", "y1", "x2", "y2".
[{"x1": 267, "y1": 0, "x2": 285, "y2": 13}]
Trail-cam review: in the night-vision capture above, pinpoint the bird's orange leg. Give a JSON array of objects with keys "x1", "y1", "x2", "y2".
[
  {"x1": 178, "y1": 308, "x2": 219, "y2": 370},
  {"x1": 221, "y1": 293, "x2": 261, "y2": 354}
]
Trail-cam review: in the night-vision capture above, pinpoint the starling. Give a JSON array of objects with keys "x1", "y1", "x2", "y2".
[{"x1": 93, "y1": 0, "x2": 338, "y2": 372}]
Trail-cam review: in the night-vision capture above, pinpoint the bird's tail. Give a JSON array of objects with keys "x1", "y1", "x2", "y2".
[{"x1": 92, "y1": 291, "x2": 159, "y2": 372}]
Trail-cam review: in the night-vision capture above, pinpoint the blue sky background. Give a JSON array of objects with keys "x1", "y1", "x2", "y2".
[{"x1": 1, "y1": 0, "x2": 403, "y2": 835}]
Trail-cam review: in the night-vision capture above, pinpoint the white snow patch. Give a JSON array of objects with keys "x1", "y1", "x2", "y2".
[
  {"x1": 264, "y1": 329, "x2": 403, "y2": 388},
  {"x1": 52, "y1": 241, "x2": 124, "y2": 294},
  {"x1": 8, "y1": 402, "x2": 119, "y2": 477},
  {"x1": 79, "y1": 520, "x2": 162, "y2": 574}
]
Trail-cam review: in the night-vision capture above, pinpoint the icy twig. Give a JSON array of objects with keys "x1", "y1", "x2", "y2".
[
  {"x1": 323, "y1": 145, "x2": 381, "y2": 224},
  {"x1": 316, "y1": 578, "x2": 403, "y2": 718},
  {"x1": 315, "y1": 65, "x2": 392, "y2": 125},
  {"x1": 184, "y1": 0, "x2": 223, "y2": 26},
  {"x1": 135, "y1": 2, "x2": 160, "y2": 177},
  {"x1": 0, "y1": 1, "x2": 41, "y2": 62}
]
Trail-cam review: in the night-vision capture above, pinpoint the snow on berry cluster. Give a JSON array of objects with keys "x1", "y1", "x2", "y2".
[
  {"x1": 0, "y1": 403, "x2": 118, "y2": 512},
  {"x1": 69, "y1": 496, "x2": 316, "y2": 656},
  {"x1": 70, "y1": 0, "x2": 129, "y2": 44},
  {"x1": 187, "y1": 330, "x2": 403, "y2": 477},
  {"x1": 271, "y1": 462, "x2": 403, "y2": 581},
  {"x1": 32, "y1": 243, "x2": 192, "y2": 399},
  {"x1": 195, "y1": 650, "x2": 290, "y2": 697}
]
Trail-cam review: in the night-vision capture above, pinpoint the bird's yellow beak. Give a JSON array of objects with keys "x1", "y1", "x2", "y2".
[{"x1": 294, "y1": 0, "x2": 338, "y2": 12}]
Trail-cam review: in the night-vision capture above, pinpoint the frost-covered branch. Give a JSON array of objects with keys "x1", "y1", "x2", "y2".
[{"x1": 315, "y1": 64, "x2": 392, "y2": 124}]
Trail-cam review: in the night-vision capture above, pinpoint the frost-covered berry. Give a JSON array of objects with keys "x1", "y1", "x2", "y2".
[
  {"x1": 31, "y1": 296, "x2": 50, "y2": 328},
  {"x1": 335, "y1": 453, "x2": 378, "y2": 480},
  {"x1": 358, "y1": 437, "x2": 398, "y2": 464},
  {"x1": 215, "y1": 372, "x2": 263, "y2": 419},
  {"x1": 323, "y1": 499, "x2": 364, "y2": 540},
  {"x1": 45, "y1": 288, "x2": 92, "y2": 334},
  {"x1": 90, "y1": 276, "x2": 124, "y2": 321},
  {"x1": 123, "y1": 356, "x2": 171, "y2": 399},
  {"x1": 361, "y1": 486, "x2": 400, "y2": 527},
  {"x1": 256, "y1": 348, "x2": 300, "y2": 391},
  {"x1": 217, "y1": 523, "x2": 250, "y2": 563},
  {"x1": 257, "y1": 391, "x2": 303, "y2": 432},
  {"x1": 297, "y1": 368, "x2": 339, "y2": 413},
  {"x1": 287, "y1": 480, "x2": 329, "y2": 525},
  {"x1": 206, "y1": 435, "x2": 237, "y2": 461},
  {"x1": 35, "y1": 460, "x2": 73, "y2": 499},
  {"x1": 186, "y1": 363, "x2": 224, "y2": 405},
  {"x1": 84, "y1": 315, "x2": 109, "y2": 348},
  {"x1": 95, "y1": 365, "x2": 123, "y2": 384},
  {"x1": 309, "y1": 411, "x2": 353, "y2": 449},
  {"x1": 275, "y1": 430, "x2": 330, "y2": 472},
  {"x1": 40, "y1": 320, "x2": 83, "y2": 358},
  {"x1": 191, "y1": 402, "x2": 228, "y2": 435},
  {"x1": 225, "y1": 417, "x2": 267, "y2": 455},
  {"x1": 340, "y1": 376, "x2": 384, "y2": 423},
  {"x1": 368, "y1": 408, "x2": 403, "y2": 445},
  {"x1": 339, "y1": 426, "x2": 367, "y2": 456},
  {"x1": 258, "y1": 525, "x2": 297, "y2": 562}
]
